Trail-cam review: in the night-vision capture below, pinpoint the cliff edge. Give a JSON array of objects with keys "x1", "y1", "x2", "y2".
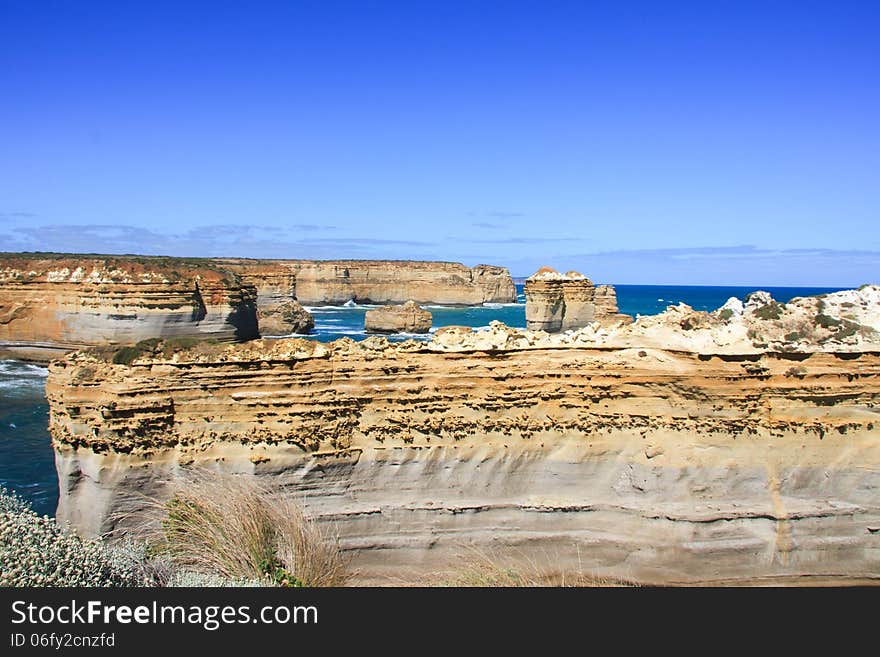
[
  {"x1": 0, "y1": 254, "x2": 258, "y2": 362},
  {"x1": 46, "y1": 285, "x2": 880, "y2": 584}
]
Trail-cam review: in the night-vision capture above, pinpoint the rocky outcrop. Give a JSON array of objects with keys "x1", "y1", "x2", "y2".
[
  {"x1": 0, "y1": 254, "x2": 258, "y2": 362},
  {"x1": 524, "y1": 267, "x2": 631, "y2": 332},
  {"x1": 364, "y1": 301, "x2": 432, "y2": 334},
  {"x1": 258, "y1": 300, "x2": 314, "y2": 336},
  {"x1": 46, "y1": 286, "x2": 880, "y2": 585},
  {"x1": 216, "y1": 259, "x2": 516, "y2": 306}
]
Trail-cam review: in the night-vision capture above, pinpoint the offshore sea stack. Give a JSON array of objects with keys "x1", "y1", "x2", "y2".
[
  {"x1": 364, "y1": 300, "x2": 432, "y2": 334},
  {"x1": 524, "y1": 266, "x2": 631, "y2": 332},
  {"x1": 47, "y1": 286, "x2": 880, "y2": 585},
  {"x1": 257, "y1": 300, "x2": 314, "y2": 336},
  {"x1": 0, "y1": 254, "x2": 258, "y2": 362}
]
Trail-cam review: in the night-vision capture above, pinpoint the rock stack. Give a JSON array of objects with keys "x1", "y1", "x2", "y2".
[
  {"x1": 258, "y1": 300, "x2": 314, "y2": 336},
  {"x1": 524, "y1": 266, "x2": 630, "y2": 332},
  {"x1": 364, "y1": 300, "x2": 432, "y2": 334}
]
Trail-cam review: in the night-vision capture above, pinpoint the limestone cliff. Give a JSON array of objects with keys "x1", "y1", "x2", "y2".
[
  {"x1": 46, "y1": 286, "x2": 880, "y2": 585},
  {"x1": 524, "y1": 267, "x2": 631, "y2": 332},
  {"x1": 215, "y1": 259, "x2": 516, "y2": 306},
  {"x1": 0, "y1": 254, "x2": 258, "y2": 362}
]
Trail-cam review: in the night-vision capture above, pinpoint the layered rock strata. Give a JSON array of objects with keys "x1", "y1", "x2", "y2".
[
  {"x1": 364, "y1": 301, "x2": 432, "y2": 334},
  {"x1": 0, "y1": 255, "x2": 258, "y2": 362},
  {"x1": 216, "y1": 259, "x2": 516, "y2": 306},
  {"x1": 47, "y1": 286, "x2": 880, "y2": 585},
  {"x1": 524, "y1": 267, "x2": 631, "y2": 332}
]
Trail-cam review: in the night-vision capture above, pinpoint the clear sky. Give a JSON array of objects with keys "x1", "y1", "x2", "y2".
[{"x1": 1, "y1": 1, "x2": 878, "y2": 285}]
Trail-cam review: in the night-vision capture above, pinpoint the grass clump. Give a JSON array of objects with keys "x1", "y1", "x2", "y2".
[
  {"x1": 0, "y1": 487, "x2": 152, "y2": 586},
  {"x1": 718, "y1": 308, "x2": 734, "y2": 321},
  {"x1": 146, "y1": 471, "x2": 349, "y2": 587},
  {"x1": 442, "y1": 547, "x2": 639, "y2": 587}
]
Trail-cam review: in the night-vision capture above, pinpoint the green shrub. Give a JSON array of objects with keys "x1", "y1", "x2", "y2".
[
  {"x1": 815, "y1": 313, "x2": 841, "y2": 329},
  {"x1": 835, "y1": 320, "x2": 861, "y2": 340},
  {"x1": 161, "y1": 336, "x2": 211, "y2": 355},
  {"x1": 719, "y1": 309, "x2": 733, "y2": 321},
  {"x1": 110, "y1": 336, "x2": 218, "y2": 364},
  {"x1": 112, "y1": 338, "x2": 162, "y2": 365},
  {"x1": 112, "y1": 346, "x2": 142, "y2": 365},
  {"x1": 754, "y1": 302, "x2": 783, "y2": 321},
  {"x1": 0, "y1": 487, "x2": 151, "y2": 586}
]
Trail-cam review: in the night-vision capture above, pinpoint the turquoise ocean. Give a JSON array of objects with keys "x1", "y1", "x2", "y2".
[{"x1": 0, "y1": 284, "x2": 847, "y2": 516}]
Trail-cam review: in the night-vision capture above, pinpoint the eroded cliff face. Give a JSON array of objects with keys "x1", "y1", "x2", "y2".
[
  {"x1": 46, "y1": 288, "x2": 880, "y2": 584},
  {"x1": 216, "y1": 259, "x2": 517, "y2": 306},
  {"x1": 0, "y1": 255, "x2": 258, "y2": 362}
]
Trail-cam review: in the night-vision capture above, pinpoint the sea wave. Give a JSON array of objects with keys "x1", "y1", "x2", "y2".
[
  {"x1": 304, "y1": 304, "x2": 380, "y2": 312},
  {"x1": 0, "y1": 361, "x2": 49, "y2": 378}
]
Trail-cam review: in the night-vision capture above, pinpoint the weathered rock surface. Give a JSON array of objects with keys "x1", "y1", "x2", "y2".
[
  {"x1": 364, "y1": 300, "x2": 432, "y2": 334},
  {"x1": 47, "y1": 286, "x2": 880, "y2": 585},
  {"x1": 524, "y1": 267, "x2": 631, "y2": 332},
  {"x1": 216, "y1": 258, "x2": 516, "y2": 306},
  {"x1": 0, "y1": 254, "x2": 258, "y2": 362},
  {"x1": 258, "y1": 300, "x2": 314, "y2": 336}
]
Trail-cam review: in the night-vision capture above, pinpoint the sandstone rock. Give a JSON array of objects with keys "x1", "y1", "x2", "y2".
[
  {"x1": 364, "y1": 301, "x2": 432, "y2": 334},
  {"x1": 210, "y1": 259, "x2": 297, "y2": 318},
  {"x1": 0, "y1": 254, "x2": 258, "y2": 362},
  {"x1": 745, "y1": 290, "x2": 775, "y2": 313},
  {"x1": 47, "y1": 309, "x2": 880, "y2": 585},
  {"x1": 258, "y1": 300, "x2": 314, "y2": 336},
  {"x1": 524, "y1": 267, "x2": 631, "y2": 332},
  {"x1": 218, "y1": 259, "x2": 516, "y2": 306},
  {"x1": 719, "y1": 296, "x2": 744, "y2": 317}
]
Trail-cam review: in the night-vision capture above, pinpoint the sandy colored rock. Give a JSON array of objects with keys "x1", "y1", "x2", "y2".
[
  {"x1": 364, "y1": 300, "x2": 432, "y2": 334},
  {"x1": 46, "y1": 286, "x2": 880, "y2": 585},
  {"x1": 0, "y1": 254, "x2": 258, "y2": 362},
  {"x1": 524, "y1": 267, "x2": 631, "y2": 332},
  {"x1": 258, "y1": 300, "x2": 314, "y2": 336},
  {"x1": 214, "y1": 258, "x2": 516, "y2": 306}
]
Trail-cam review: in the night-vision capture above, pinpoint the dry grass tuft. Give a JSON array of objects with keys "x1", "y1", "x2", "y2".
[
  {"x1": 141, "y1": 471, "x2": 350, "y2": 587},
  {"x1": 441, "y1": 546, "x2": 640, "y2": 587}
]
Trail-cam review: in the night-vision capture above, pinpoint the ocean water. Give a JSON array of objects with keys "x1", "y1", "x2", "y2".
[
  {"x1": 0, "y1": 284, "x2": 846, "y2": 515},
  {"x1": 0, "y1": 360, "x2": 55, "y2": 516}
]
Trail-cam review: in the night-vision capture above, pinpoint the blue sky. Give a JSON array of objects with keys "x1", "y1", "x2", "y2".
[{"x1": 1, "y1": 1, "x2": 878, "y2": 285}]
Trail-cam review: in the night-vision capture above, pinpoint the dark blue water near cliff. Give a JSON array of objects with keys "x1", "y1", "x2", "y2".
[{"x1": 0, "y1": 284, "x2": 846, "y2": 516}]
